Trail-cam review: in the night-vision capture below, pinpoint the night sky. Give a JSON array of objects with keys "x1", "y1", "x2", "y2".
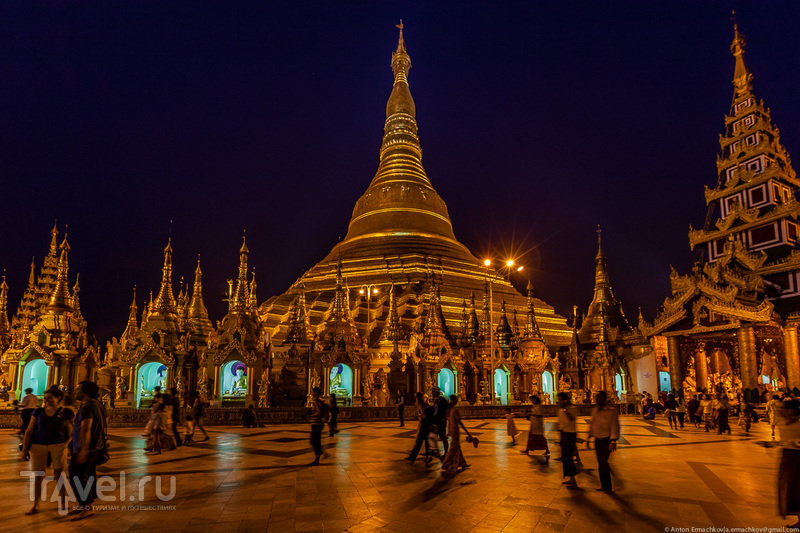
[{"x1": 2, "y1": 1, "x2": 799, "y2": 342}]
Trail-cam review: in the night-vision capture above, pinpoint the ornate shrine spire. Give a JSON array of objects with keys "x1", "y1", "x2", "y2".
[
  {"x1": 382, "y1": 283, "x2": 403, "y2": 343},
  {"x1": 152, "y1": 239, "x2": 177, "y2": 315},
  {"x1": 46, "y1": 234, "x2": 73, "y2": 313},
  {"x1": 189, "y1": 257, "x2": 210, "y2": 323},
  {"x1": 495, "y1": 300, "x2": 512, "y2": 348},
  {"x1": 731, "y1": 14, "x2": 753, "y2": 101},
  {"x1": 578, "y1": 228, "x2": 629, "y2": 344},
  {"x1": 249, "y1": 269, "x2": 258, "y2": 310},
  {"x1": 0, "y1": 273, "x2": 9, "y2": 339},
  {"x1": 524, "y1": 279, "x2": 542, "y2": 339},
  {"x1": 467, "y1": 292, "x2": 480, "y2": 342},
  {"x1": 230, "y1": 236, "x2": 249, "y2": 314},
  {"x1": 48, "y1": 221, "x2": 59, "y2": 258}
]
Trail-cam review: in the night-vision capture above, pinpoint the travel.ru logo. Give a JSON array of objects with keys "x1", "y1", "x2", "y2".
[{"x1": 21, "y1": 470, "x2": 177, "y2": 515}]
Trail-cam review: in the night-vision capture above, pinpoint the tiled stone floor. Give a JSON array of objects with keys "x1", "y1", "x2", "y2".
[{"x1": 0, "y1": 415, "x2": 787, "y2": 532}]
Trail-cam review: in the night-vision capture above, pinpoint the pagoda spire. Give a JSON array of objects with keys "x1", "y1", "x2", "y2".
[
  {"x1": 46, "y1": 234, "x2": 73, "y2": 312},
  {"x1": 524, "y1": 279, "x2": 542, "y2": 339},
  {"x1": 333, "y1": 261, "x2": 345, "y2": 319},
  {"x1": 467, "y1": 292, "x2": 480, "y2": 343},
  {"x1": 382, "y1": 283, "x2": 403, "y2": 343},
  {"x1": 330, "y1": 22, "x2": 464, "y2": 260},
  {"x1": 72, "y1": 273, "x2": 82, "y2": 317},
  {"x1": 0, "y1": 273, "x2": 10, "y2": 339},
  {"x1": 578, "y1": 228, "x2": 629, "y2": 344},
  {"x1": 249, "y1": 269, "x2": 258, "y2": 310},
  {"x1": 230, "y1": 236, "x2": 249, "y2": 314},
  {"x1": 730, "y1": 14, "x2": 753, "y2": 100},
  {"x1": 27, "y1": 258, "x2": 36, "y2": 288},
  {"x1": 48, "y1": 221, "x2": 59, "y2": 258},
  {"x1": 189, "y1": 256, "x2": 210, "y2": 323},
  {"x1": 495, "y1": 300, "x2": 512, "y2": 348},
  {"x1": 152, "y1": 239, "x2": 177, "y2": 315},
  {"x1": 122, "y1": 286, "x2": 140, "y2": 342}
]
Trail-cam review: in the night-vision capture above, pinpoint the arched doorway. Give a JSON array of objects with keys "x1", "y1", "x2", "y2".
[
  {"x1": 494, "y1": 368, "x2": 509, "y2": 405},
  {"x1": 137, "y1": 362, "x2": 167, "y2": 407},
  {"x1": 615, "y1": 373, "x2": 623, "y2": 395},
  {"x1": 221, "y1": 360, "x2": 248, "y2": 404},
  {"x1": 438, "y1": 368, "x2": 455, "y2": 398},
  {"x1": 541, "y1": 371, "x2": 554, "y2": 404},
  {"x1": 659, "y1": 371, "x2": 671, "y2": 393},
  {"x1": 329, "y1": 363, "x2": 354, "y2": 405},
  {"x1": 22, "y1": 359, "x2": 48, "y2": 396}
]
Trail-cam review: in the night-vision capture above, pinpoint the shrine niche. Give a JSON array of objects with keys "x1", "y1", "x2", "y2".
[
  {"x1": 220, "y1": 360, "x2": 248, "y2": 404},
  {"x1": 21, "y1": 357, "x2": 49, "y2": 395},
  {"x1": 136, "y1": 362, "x2": 167, "y2": 408},
  {"x1": 329, "y1": 363, "x2": 353, "y2": 403}
]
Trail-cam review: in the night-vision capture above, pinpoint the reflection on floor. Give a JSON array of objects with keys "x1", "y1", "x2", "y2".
[{"x1": 0, "y1": 415, "x2": 786, "y2": 532}]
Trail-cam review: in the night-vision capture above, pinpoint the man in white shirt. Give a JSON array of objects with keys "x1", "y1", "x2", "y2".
[
  {"x1": 589, "y1": 391, "x2": 620, "y2": 493},
  {"x1": 19, "y1": 388, "x2": 38, "y2": 435}
]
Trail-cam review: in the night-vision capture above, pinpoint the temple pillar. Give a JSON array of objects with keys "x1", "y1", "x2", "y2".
[
  {"x1": 666, "y1": 336, "x2": 682, "y2": 394},
  {"x1": 738, "y1": 324, "x2": 758, "y2": 402},
  {"x1": 213, "y1": 365, "x2": 221, "y2": 400},
  {"x1": 784, "y1": 324, "x2": 800, "y2": 392},
  {"x1": 694, "y1": 343, "x2": 708, "y2": 392}
]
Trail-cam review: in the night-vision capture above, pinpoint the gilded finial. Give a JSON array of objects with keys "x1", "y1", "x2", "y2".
[{"x1": 396, "y1": 19, "x2": 405, "y2": 52}]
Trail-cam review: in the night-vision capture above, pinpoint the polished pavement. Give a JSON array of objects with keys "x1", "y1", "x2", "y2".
[{"x1": 0, "y1": 414, "x2": 786, "y2": 532}]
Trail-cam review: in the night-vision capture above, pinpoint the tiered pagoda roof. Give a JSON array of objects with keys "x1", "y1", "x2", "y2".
[{"x1": 259, "y1": 25, "x2": 572, "y2": 350}]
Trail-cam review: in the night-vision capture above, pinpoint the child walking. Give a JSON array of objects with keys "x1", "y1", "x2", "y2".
[{"x1": 506, "y1": 408, "x2": 518, "y2": 445}]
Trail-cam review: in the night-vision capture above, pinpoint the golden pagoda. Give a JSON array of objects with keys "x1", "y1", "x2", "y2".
[
  {"x1": 258, "y1": 24, "x2": 572, "y2": 406},
  {"x1": 642, "y1": 22, "x2": 799, "y2": 401},
  {"x1": 1, "y1": 228, "x2": 97, "y2": 401}
]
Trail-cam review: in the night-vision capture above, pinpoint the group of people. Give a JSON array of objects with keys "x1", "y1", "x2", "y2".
[
  {"x1": 403, "y1": 389, "x2": 474, "y2": 473},
  {"x1": 141, "y1": 387, "x2": 209, "y2": 453},
  {"x1": 19, "y1": 380, "x2": 109, "y2": 521}
]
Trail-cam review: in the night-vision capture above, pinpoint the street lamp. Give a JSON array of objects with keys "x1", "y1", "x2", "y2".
[
  {"x1": 483, "y1": 258, "x2": 524, "y2": 405},
  {"x1": 359, "y1": 284, "x2": 380, "y2": 340}
]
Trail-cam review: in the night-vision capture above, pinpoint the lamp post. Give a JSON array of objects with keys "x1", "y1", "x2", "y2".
[
  {"x1": 359, "y1": 284, "x2": 380, "y2": 341},
  {"x1": 483, "y1": 259, "x2": 524, "y2": 405}
]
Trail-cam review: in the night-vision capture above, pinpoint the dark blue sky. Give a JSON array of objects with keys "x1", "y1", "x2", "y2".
[{"x1": 1, "y1": 1, "x2": 799, "y2": 340}]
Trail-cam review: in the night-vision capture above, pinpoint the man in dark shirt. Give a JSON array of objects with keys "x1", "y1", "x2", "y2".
[
  {"x1": 168, "y1": 388, "x2": 182, "y2": 446},
  {"x1": 432, "y1": 389, "x2": 450, "y2": 454},
  {"x1": 69, "y1": 381, "x2": 107, "y2": 521},
  {"x1": 406, "y1": 393, "x2": 434, "y2": 463}
]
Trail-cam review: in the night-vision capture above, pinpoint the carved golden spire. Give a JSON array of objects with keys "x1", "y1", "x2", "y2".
[
  {"x1": 46, "y1": 234, "x2": 73, "y2": 312},
  {"x1": 382, "y1": 283, "x2": 403, "y2": 343},
  {"x1": 249, "y1": 269, "x2": 258, "y2": 310},
  {"x1": 578, "y1": 228, "x2": 629, "y2": 344},
  {"x1": 230, "y1": 236, "x2": 249, "y2": 314},
  {"x1": 0, "y1": 272, "x2": 9, "y2": 336},
  {"x1": 27, "y1": 257, "x2": 36, "y2": 289},
  {"x1": 71, "y1": 273, "x2": 82, "y2": 316},
  {"x1": 189, "y1": 256, "x2": 210, "y2": 322},
  {"x1": 524, "y1": 279, "x2": 542, "y2": 339},
  {"x1": 122, "y1": 286, "x2": 140, "y2": 342},
  {"x1": 730, "y1": 12, "x2": 753, "y2": 99},
  {"x1": 332, "y1": 260, "x2": 345, "y2": 319},
  {"x1": 495, "y1": 300, "x2": 512, "y2": 348},
  {"x1": 467, "y1": 292, "x2": 480, "y2": 342},
  {"x1": 48, "y1": 221, "x2": 59, "y2": 258},
  {"x1": 152, "y1": 238, "x2": 177, "y2": 315}
]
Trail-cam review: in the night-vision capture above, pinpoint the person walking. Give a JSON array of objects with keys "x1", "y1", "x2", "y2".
[
  {"x1": 306, "y1": 387, "x2": 326, "y2": 466},
  {"x1": 676, "y1": 393, "x2": 686, "y2": 429},
  {"x1": 588, "y1": 391, "x2": 620, "y2": 493},
  {"x1": 557, "y1": 392, "x2": 579, "y2": 487},
  {"x1": 149, "y1": 401, "x2": 167, "y2": 454},
  {"x1": 396, "y1": 389, "x2": 405, "y2": 427},
  {"x1": 715, "y1": 395, "x2": 732, "y2": 435},
  {"x1": 406, "y1": 392, "x2": 433, "y2": 463},
  {"x1": 506, "y1": 408, "x2": 518, "y2": 445},
  {"x1": 687, "y1": 394, "x2": 701, "y2": 428},
  {"x1": 168, "y1": 388, "x2": 182, "y2": 447},
  {"x1": 665, "y1": 394, "x2": 679, "y2": 430},
  {"x1": 777, "y1": 399, "x2": 800, "y2": 529},
  {"x1": 432, "y1": 389, "x2": 449, "y2": 455},
  {"x1": 21, "y1": 386, "x2": 74, "y2": 515},
  {"x1": 328, "y1": 395, "x2": 340, "y2": 436},
  {"x1": 20, "y1": 388, "x2": 38, "y2": 435},
  {"x1": 441, "y1": 395, "x2": 473, "y2": 474},
  {"x1": 521, "y1": 395, "x2": 549, "y2": 457},
  {"x1": 187, "y1": 390, "x2": 209, "y2": 442},
  {"x1": 69, "y1": 381, "x2": 108, "y2": 522},
  {"x1": 768, "y1": 394, "x2": 783, "y2": 439},
  {"x1": 701, "y1": 394, "x2": 714, "y2": 432}
]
